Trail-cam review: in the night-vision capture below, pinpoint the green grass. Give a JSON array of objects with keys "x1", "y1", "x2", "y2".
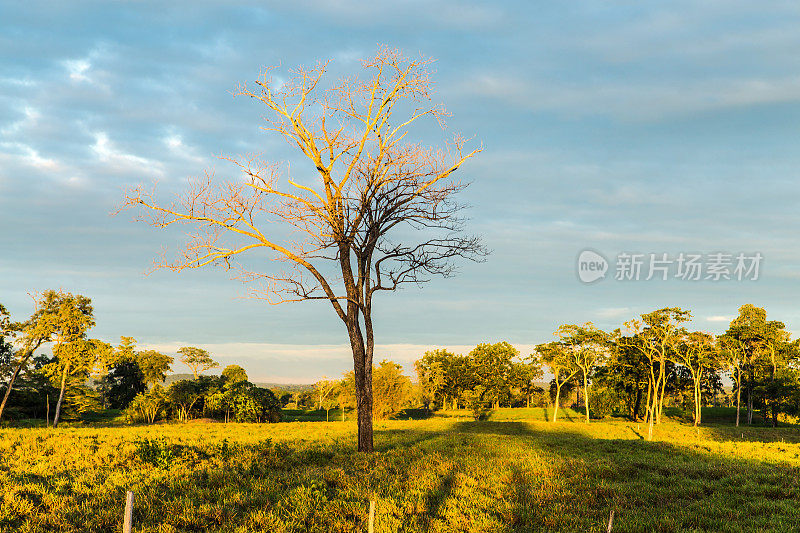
[{"x1": 3, "y1": 412, "x2": 800, "y2": 531}]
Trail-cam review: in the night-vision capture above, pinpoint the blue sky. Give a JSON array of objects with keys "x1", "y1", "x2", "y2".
[{"x1": 3, "y1": 1, "x2": 800, "y2": 382}]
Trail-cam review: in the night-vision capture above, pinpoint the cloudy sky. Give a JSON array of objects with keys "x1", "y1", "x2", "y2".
[{"x1": 3, "y1": 1, "x2": 800, "y2": 382}]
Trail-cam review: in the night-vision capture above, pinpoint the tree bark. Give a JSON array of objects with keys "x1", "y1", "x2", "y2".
[
  {"x1": 0, "y1": 351, "x2": 34, "y2": 422},
  {"x1": 735, "y1": 367, "x2": 741, "y2": 427},
  {"x1": 552, "y1": 382, "x2": 561, "y2": 423},
  {"x1": 583, "y1": 372, "x2": 590, "y2": 423},
  {"x1": 52, "y1": 364, "x2": 70, "y2": 428}
]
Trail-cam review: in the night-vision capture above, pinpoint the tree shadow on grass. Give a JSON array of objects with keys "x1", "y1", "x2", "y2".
[
  {"x1": 10, "y1": 420, "x2": 800, "y2": 533},
  {"x1": 440, "y1": 421, "x2": 800, "y2": 532}
]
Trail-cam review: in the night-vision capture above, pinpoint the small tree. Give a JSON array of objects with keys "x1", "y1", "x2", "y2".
[
  {"x1": 556, "y1": 323, "x2": 609, "y2": 423},
  {"x1": 313, "y1": 377, "x2": 338, "y2": 421},
  {"x1": 168, "y1": 379, "x2": 208, "y2": 421},
  {"x1": 515, "y1": 355, "x2": 544, "y2": 408},
  {"x1": 469, "y1": 342, "x2": 520, "y2": 409},
  {"x1": 45, "y1": 339, "x2": 112, "y2": 427},
  {"x1": 178, "y1": 347, "x2": 218, "y2": 380},
  {"x1": 461, "y1": 385, "x2": 489, "y2": 420},
  {"x1": 221, "y1": 364, "x2": 248, "y2": 384},
  {"x1": 372, "y1": 360, "x2": 412, "y2": 420},
  {"x1": 338, "y1": 372, "x2": 357, "y2": 421},
  {"x1": 537, "y1": 342, "x2": 580, "y2": 423},
  {"x1": 672, "y1": 331, "x2": 718, "y2": 426},
  {"x1": 619, "y1": 308, "x2": 691, "y2": 440},
  {"x1": 126, "y1": 385, "x2": 168, "y2": 424}
]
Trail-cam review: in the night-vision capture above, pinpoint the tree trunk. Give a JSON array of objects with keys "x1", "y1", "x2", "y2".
[
  {"x1": 583, "y1": 372, "x2": 590, "y2": 423},
  {"x1": 347, "y1": 311, "x2": 373, "y2": 452},
  {"x1": 747, "y1": 378, "x2": 753, "y2": 425},
  {"x1": 735, "y1": 368, "x2": 741, "y2": 427},
  {"x1": 52, "y1": 364, "x2": 70, "y2": 428},
  {"x1": 0, "y1": 351, "x2": 33, "y2": 422},
  {"x1": 552, "y1": 382, "x2": 561, "y2": 423},
  {"x1": 656, "y1": 363, "x2": 667, "y2": 425}
]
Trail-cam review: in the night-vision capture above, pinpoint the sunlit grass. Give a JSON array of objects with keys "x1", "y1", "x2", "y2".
[{"x1": 2, "y1": 413, "x2": 800, "y2": 532}]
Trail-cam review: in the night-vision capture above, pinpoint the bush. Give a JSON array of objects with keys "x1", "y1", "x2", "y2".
[
  {"x1": 125, "y1": 385, "x2": 167, "y2": 424},
  {"x1": 589, "y1": 386, "x2": 619, "y2": 419}
]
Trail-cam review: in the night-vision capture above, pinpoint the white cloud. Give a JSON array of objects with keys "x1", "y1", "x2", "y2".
[
  {"x1": 459, "y1": 72, "x2": 800, "y2": 120},
  {"x1": 92, "y1": 132, "x2": 164, "y2": 177},
  {"x1": 0, "y1": 142, "x2": 59, "y2": 171},
  {"x1": 63, "y1": 58, "x2": 91, "y2": 82},
  {"x1": 706, "y1": 315, "x2": 731, "y2": 323},
  {"x1": 163, "y1": 132, "x2": 206, "y2": 164}
]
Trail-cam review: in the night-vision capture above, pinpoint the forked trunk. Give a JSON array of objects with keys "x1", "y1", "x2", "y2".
[{"x1": 347, "y1": 313, "x2": 373, "y2": 453}]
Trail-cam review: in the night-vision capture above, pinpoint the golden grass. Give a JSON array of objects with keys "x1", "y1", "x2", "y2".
[{"x1": 3, "y1": 415, "x2": 800, "y2": 532}]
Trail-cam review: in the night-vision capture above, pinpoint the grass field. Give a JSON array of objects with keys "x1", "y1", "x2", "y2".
[{"x1": 3, "y1": 409, "x2": 800, "y2": 532}]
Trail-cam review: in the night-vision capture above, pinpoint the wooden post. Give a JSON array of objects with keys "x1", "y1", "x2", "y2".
[
  {"x1": 606, "y1": 510, "x2": 614, "y2": 532},
  {"x1": 368, "y1": 499, "x2": 375, "y2": 533},
  {"x1": 123, "y1": 491, "x2": 134, "y2": 533}
]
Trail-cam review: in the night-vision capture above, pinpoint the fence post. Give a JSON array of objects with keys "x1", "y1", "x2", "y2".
[
  {"x1": 123, "y1": 491, "x2": 134, "y2": 533},
  {"x1": 368, "y1": 498, "x2": 375, "y2": 533}
]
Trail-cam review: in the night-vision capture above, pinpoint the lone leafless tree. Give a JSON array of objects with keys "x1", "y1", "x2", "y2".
[{"x1": 121, "y1": 47, "x2": 485, "y2": 452}]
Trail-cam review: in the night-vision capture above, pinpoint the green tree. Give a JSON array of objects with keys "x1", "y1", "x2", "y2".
[
  {"x1": 372, "y1": 360, "x2": 412, "y2": 420},
  {"x1": 126, "y1": 384, "x2": 168, "y2": 424},
  {"x1": 46, "y1": 339, "x2": 111, "y2": 427},
  {"x1": 338, "y1": 372, "x2": 357, "y2": 421},
  {"x1": 514, "y1": 355, "x2": 544, "y2": 408},
  {"x1": 619, "y1": 308, "x2": 691, "y2": 440},
  {"x1": 168, "y1": 378, "x2": 210, "y2": 421},
  {"x1": 178, "y1": 347, "x2": 218, "y2": 380},
  {"x1": 313, "y1": 378, "x2": 338, "y2": 421},
  {"x1": 537, "y1": 341, "x2": 580, "y2": 423},
  {"x1": 469, "y1": 342, "x2": 521, "y2": 409},
  {"x1": 415, "y1": 349, "x2": 475, "y2": 410},
  {"x1": 600, "y1": 337, "x2": 651, "y2": 421},
  {"x1": 221, "y1": 364, "x2": 248, "y2": 385},
  {"x1": 671, "y1": 331, "x2": 719, "y2": 426},
  {"x1": 105, "y1": 360, "x2": 146, "y2": 409},
  {"x1": 0, "y1": 290, "x2": 90, "y2": 422},
  {"x1": 137, "y1": 349, "x2": 173, "y2": 387},
  {"x1": 461, "y1": 385, "x2": 489, "y2": 420},
  {"x1": 34, "y1": 293, "x2": 100, "y2": 428},
  {"x1": 717, "y1": 335, "x2": 746, "y2": 427},
  {"x1": 555, "y1": 323, "x2": 609, "y2": 423}
]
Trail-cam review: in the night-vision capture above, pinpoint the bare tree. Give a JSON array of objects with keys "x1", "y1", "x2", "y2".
[{"x1": 121, "y1": 47, "x2": 484, "y2": 452}]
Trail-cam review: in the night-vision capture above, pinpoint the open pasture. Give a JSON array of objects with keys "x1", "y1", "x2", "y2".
[{"x1": 3, "y1": 413, "x2": 800, "y2": 532}]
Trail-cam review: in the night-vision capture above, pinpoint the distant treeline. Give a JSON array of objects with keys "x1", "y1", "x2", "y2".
[
  {"x1": 3, "y1": 292, "x2": 795, "y2": 437},
  {"x1": 415, "y1": 305, "x2": 799, "y2": 441}
]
